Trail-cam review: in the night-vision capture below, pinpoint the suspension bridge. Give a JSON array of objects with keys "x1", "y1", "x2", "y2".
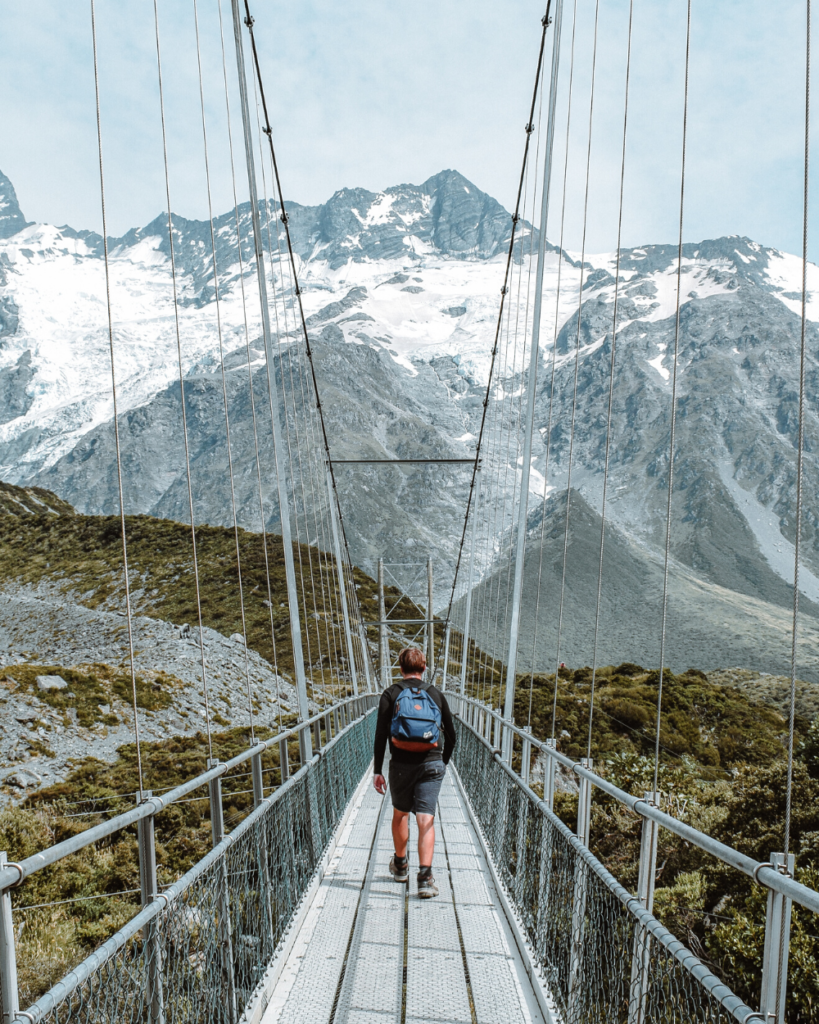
[{"x1": 1, "y1": 1, "x2": 818, "y2": 1022}]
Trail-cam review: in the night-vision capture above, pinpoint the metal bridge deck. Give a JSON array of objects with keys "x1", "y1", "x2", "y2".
[{"x1": 260, "y1": 768, "x2": 546, "y2": 1024}]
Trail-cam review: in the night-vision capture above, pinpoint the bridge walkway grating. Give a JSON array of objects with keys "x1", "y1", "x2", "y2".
[{"x1": 262, "y1": 767, "x2": 546, "y2": 1024}]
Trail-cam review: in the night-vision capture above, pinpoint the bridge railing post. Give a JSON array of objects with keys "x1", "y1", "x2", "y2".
[
  {"x1": 208, "y1": 760, "x2": 238, "y2": 1024},
  {"x1": 251, "y1": 752, "x2": 264, "y2": 809},
  {"x1": 534, "y1": 739, "x2": 558, "y2": 965},
  {"x1": 249, "y1": 751, "x2": 275, "y2": 952},
  {"x1": 0, "y1": 852, "x2": 19, "y2": 1024},
  {"x1": 136, "y1": 793, "x2": 165, "y2": 1024},
  {"x1": 759, "y1": 851, "x2": 795, "y2": 1024},
  {"x1": 628, "y1": 791, "x2": 660, "y2": 1024},
  {"x1": 544, "y1": 738, "x2": 557, "y2": 810},
  {"x1": 521, "y1": 733, "x2": 532, "y2": 788},
  {"x1": 279, "y1": 738, "x2": 290, "y2": 783},
  {"x1": 298, "y1": 726, "x2": 311, "y2": 767},
  {"x1": 568, "y1": 758, "x2": 593, "y2": 1021},
  {"x1": 312, "y1": 717, "x2": 323, "y2": 753}
]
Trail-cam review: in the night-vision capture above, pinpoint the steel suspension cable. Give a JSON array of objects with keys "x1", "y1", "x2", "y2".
[
  {"x1": 240, "y1": 0, "x2": 374, "y2": 684},
  {"x1": 216, "y1": 0, "x2": 283, "y2": 728},
  {"x1": 496, "y1": 154, "x2": 541, "y2": 689},
  {"x1": 785, "y1": 0, "x2": 811, "y2": 862},
  {"x1": 530, "y1": 0, "x2": 580, "y2": 732},
  {"x1": 443, "y1": 1, "x2": 554, "y2": 641},
  {"x1": 256, "y1": 115, "x2": 340, "y2": 704},
  {"x1": 152, "y1": 0, "x2": 214, "y2": 759},
  {"x1": 552, "y1": 0, "x2": 600, "y2": 738},
  {"x1": 456, "y1": 19, "x2": 555, "y2": 707},
  {"x1": 192, "y1": 0, "x2": 257, "y2": 742},
  {"x1": 653, "y1": 0, "x2": 693, "y2": 799},
  {"x1": 89, "y1": 0, "x2": 145, "y2": 799},
  {"x1": 586, "y1": 0, "x2": 635, "y2": 759},
  {"x1": 480, "y1": 163, "x2": 534, "y2": 703},
  {"x1": 249, "y1": 84, "x2": 321, "y2": 709}
]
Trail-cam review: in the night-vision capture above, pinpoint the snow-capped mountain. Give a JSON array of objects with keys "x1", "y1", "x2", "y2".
[{"x1": 2, "y1": 165, "x2": 819, "y2": 675}]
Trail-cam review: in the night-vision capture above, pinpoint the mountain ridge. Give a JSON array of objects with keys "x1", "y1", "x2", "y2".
[{"x1": 2, "y1": 166, "x2": 819, "y2": 678}]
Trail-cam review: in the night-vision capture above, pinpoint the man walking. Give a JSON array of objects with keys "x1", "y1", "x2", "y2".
[{"x1": 373, "y1": 646, "x2": 456, "y2": 898}]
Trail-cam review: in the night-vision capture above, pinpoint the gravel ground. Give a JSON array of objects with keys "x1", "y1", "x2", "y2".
[{"x1": 0, "y1": 584, "x2": 323, "y2": 803}]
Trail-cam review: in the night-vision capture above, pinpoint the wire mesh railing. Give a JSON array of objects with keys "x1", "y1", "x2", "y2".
[
  {"x1": 452, "y1": 711, "x2": 768, "y2": 1024},
  {"x1": 0, "y1": 697, "x2": 377, "y2": 1024}
]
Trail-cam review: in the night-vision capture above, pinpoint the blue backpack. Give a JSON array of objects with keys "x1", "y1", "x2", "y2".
[{"x1": 391, "y1": 682, "x2": 442, "y2": 752}]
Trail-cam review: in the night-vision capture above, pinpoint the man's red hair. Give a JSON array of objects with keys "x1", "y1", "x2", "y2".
[{"x1": 398, "y1": 647, "x2": 426, "y2": 674}]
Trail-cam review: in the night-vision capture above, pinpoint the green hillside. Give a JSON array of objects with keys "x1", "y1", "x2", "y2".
[{"x1": 0, "y1": 486, "x2": 419, "y2": 681}]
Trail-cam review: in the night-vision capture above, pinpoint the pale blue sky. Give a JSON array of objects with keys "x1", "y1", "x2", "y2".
[{"x1": 0, "y1": 0, "x2": 814, "y2": 257}]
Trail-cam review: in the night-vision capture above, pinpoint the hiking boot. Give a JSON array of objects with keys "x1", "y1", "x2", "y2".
[
  {"x1": 417, "y1": 870, "x2": 438, "y2": 899},
  {"x1": 389, "y1": 855, "x2": 409, "y2": 883}
]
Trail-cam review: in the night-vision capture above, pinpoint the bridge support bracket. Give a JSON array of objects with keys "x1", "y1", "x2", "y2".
[
  {"x1": 544, "y1": 738, "x2": 557, "y2": 810},
  {"x1": 207, "y1": 760, "x2": 238, "y2": 1023},
  {"x1": 137, "y1": 792, "x2": 165, "y2": 1024},
  {"x1": 251, "y1": 751, "x2": 264, "y2": 809},
  {"x1": 628, "y1": 791, "x2": 660, "y2": 1024},
  {"x1": 760, "y1": 851, "x2": 795, "y2": 1024},
  {"x1": 0, "y1": 852, "x2": 20, "y2": 1024}
]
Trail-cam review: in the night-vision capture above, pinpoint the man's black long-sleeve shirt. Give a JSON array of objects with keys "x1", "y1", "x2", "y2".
[{"x1": 373, "y1": 679, "x2": 457, "y2": 775}]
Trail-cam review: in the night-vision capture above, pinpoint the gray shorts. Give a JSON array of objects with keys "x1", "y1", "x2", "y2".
[{"x1": 389, "y1": 759, "x2": 446, "y2": 816}]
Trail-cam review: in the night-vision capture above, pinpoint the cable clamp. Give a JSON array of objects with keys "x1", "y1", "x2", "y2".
[
  {"x1": 753, "y1": 861, "x2": 775, "y2": 885},
  {"x1": 525, "y1": 123, "x2": 535, "y2": 135},
  {"x1": 244, "y1": 15, "x2": 255, "y2": 27},
  {"x1": 501, "y1": 286, "x2": 508, "y2": 295},
  {"x1": 262, "y1": 125, "x2": 272, "y2": 136},
  {"x1": 5, "y1": 862, "x2": 24, "y2": 888},
  {"x1": 14, "y1": 1012, "x2": 35, "y2": 1023},
  {"x1": 153, "y1": 892, "x2": 170, "y2": 908},
  {"x1": 511, "y1": 214, "x2": 520, "y2": 224},
  {"x1": 280, "y1": 212, "x2": 289, "y2": 225},
  {"x1": 295, "y1": 285, "x2": 301, "y2": 296},
  {"x1": 542, "y1": 14, "x2": 552, "y2": 27}
]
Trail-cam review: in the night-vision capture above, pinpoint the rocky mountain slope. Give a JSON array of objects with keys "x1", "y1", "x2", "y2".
[
  {"x1": 459, "y1": 488, "x2": 819, "y2": 680},
  {"x1": 1, "y1": 167, "x2": 818, "y2": 675},
  {"x1": 0, "y1": 485, "x2": 418, "y2": 799}
]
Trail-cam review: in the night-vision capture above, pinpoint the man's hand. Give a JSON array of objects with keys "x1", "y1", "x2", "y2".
[{"x1": 373, "y1": 773, "x2": 387, "y2": 795}]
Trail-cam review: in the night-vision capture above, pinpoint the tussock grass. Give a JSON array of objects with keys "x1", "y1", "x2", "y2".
[
  {"x1": 0, "y1": 505, "x2": 419, "y2": 679},
  {"x1": 468, "y1": 661, "x2": 795, "y2": 770},
  {"x1": 0, "y1": 662, "x2": 182, "y2": 729},
  {"x1": 4, "y1": 721, "x2": 304, "y2": 1006}
]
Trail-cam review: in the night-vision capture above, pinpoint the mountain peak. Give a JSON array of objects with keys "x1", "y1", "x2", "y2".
[{"x1": 0, "y1": 170, "x2": 28, "y2": 239}]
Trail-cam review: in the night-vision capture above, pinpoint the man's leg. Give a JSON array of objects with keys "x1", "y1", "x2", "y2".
[
  {"x1": 392, "y1": 808, "x2": 409, "y2": 859},
  {"x1": 416, "y1": 813, "x2": 435, "y2": 868}
]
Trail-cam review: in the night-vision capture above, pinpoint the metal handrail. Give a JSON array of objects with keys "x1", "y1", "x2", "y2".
[
  {"x1": 450, "y1": 693, "x2": 819, "y2": 916},
  {"x1": 16, "y1": 705, "x2": 378, "y2": 1023},
  {"x1": 0, "y1": 694, "x2": 375, "y2": 892},
  {"x1": 454, "y1": 711, "x2": 763, "y2": 1024}
]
